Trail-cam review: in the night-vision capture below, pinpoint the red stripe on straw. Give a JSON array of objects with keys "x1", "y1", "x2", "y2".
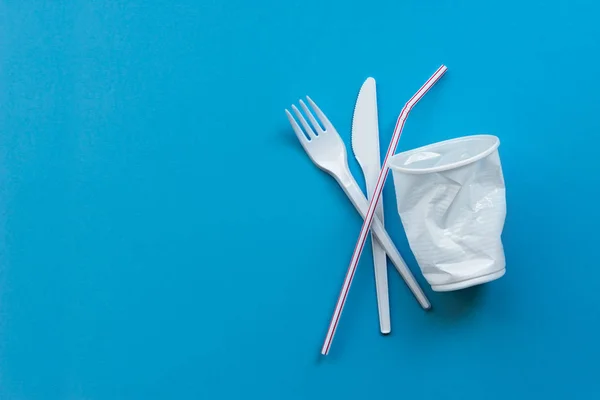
[{"x1": 321, "y1": 65, "x2": 448, "y2": 356}]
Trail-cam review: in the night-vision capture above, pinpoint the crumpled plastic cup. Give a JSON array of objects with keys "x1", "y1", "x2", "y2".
[{"x1": 389, "y1": 135, "x2": 506, "y2": 292}]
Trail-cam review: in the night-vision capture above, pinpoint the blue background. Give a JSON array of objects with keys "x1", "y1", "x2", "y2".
[{"x1": 1, "y1": 1, "x2": 599, "y2": 399}]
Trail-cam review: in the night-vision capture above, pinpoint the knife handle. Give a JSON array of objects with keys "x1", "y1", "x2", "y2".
[
  {"x1": 370, "y1": 204, "x2": 391, "y2": 334},
  {"x1": 337, "y1": 173, "x2": 430, "y2": 310}
]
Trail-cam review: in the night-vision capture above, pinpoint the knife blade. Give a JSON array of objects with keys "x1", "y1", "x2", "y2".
[{"x1": 351, "y1": 77, "x2": 390, "y2": 334}]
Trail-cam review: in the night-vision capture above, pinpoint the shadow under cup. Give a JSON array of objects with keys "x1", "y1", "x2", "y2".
[{"x1": 389, "y1": 135, "x2": 506, "y2": 292}]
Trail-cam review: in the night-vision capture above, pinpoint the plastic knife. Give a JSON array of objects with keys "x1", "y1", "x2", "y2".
[{"x1": 351, "y1": 77, "x2": 390, "y2": 334}]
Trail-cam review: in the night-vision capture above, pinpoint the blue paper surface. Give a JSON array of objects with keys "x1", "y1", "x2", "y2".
[{"x1": 1, "y1": 1, "x2": 599, "y2": 399}]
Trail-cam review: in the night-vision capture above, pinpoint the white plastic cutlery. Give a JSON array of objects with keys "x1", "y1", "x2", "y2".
[
  {"x1": 284, "y1": 97, "x2": 429, "y2": 314},
  {"x1": 351, "y1": 77, "x2": 390, "y2": 335}
]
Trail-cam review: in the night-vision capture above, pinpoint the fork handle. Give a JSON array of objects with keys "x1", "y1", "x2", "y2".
[{"x1": 339, "y1": 175, "x2": 431, "y2": 310}]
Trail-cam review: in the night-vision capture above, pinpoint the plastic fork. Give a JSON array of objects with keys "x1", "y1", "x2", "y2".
[{"x1": 285, "y1": 97, "x2": 430, "y2": 311}]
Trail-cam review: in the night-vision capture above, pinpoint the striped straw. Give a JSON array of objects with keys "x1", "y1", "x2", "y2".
[{"x1": 321, "y1": 65, "x2": 448, "y2": 356}]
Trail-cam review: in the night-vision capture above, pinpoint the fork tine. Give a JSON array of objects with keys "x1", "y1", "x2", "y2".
[
  {"x1": 285, "y1": 109, "x2": 309, "y2": 148},
  {"x1": 291, "y1": 105, "x2": 317, "y2": 139},
  {"x1": 299, "y1": 100, "x2": 324, "y2": 135},
  {"x1": 306, "y1": 96, "x2": 333, "y2": 130}
]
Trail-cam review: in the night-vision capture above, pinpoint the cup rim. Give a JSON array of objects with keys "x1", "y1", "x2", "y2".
[{"x1": 389, "y1": 134, "x2": 500, "y2": 175}]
